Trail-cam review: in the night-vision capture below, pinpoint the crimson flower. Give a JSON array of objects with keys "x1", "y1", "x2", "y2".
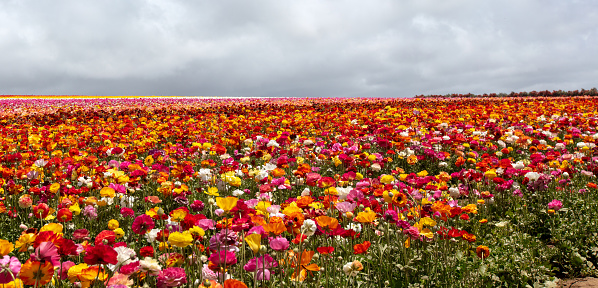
[
  {"x1": 84, "y1": 244, "x2": 118, "y2": 265},
  {"x1": 132, "y1": 214, "x2": 155, "y2": 235}
]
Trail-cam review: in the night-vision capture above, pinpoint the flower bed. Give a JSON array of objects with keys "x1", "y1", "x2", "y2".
[{"x1": 0, "y1": 96, "x2": 597, "y2": 287}]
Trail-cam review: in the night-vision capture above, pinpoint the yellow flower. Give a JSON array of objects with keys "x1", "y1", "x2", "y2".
[
  {"x1": 419, "y1": 217, "x2": 437, "y2": 227},
  {"x1": 49, "y1": 183, "x2": 61, "y2": 193},
  {"x1": 380, "y1": 174, "x2": 395, "y2": 184},
  {"x1": 168, "y1": 231, "x2": 193, "y2": 248},
  {"x1": 114, "y1": 228, "x2": 125, "y2": 239},
  {"x1": 170, "y1": 209, "x2": 188, "y2": 222},
  {"x1": 462, "y1": 204, "x2": 478, "y2": 214},
  {"x1": 15, "y1": 234, "x2": 37, "y2": 252},
  {"x1": 40, "y1": 223, "x2": 63, "y2": 235},
  {"x1": 245, "y1": 233, "x2": 261, "y2": 254},
  {"x1": 354, "y1": 208, "x2": 377, "y2": 223},
  {"x1": 144, "y1": 155, "x2": 154, "y2": 167},
  {"x1": 69, "y1": 203, "x2": 81, "y2": 215},
  {"x1": 205, "y1": 187, "x2": 219, "y2": 196},
  {"x1": 108, "y1": 219, "x2": 119, "y2": 230},
  {"x1": 189, "y1": 226, "x2": 205, "y2": 238},
  {"x1": 216, "y1": 197, "x2": 239, "y2": 212},
  {"x1": 0, "y1": 238, "x2": 14, "y2": 256},
  {"x1": 100, "y1": 187, "x2": 116, "y2": 198},
  {"x1": 255, "y1": 201, "x2": 271, "y2": 215}
]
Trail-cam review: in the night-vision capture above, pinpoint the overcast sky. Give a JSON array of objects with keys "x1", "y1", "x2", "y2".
[{"x1": 1, "y1": 0, "x2": 597, "y2": 98}]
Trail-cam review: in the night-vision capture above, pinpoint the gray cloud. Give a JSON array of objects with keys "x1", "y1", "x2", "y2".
[{"x1": 1, "y1": 0, "x2": 597, "y2": 97}]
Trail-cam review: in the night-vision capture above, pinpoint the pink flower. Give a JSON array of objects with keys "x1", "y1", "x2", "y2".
[
  {"x1": 243, "y1": 254, "x2": 278, "y2": 281},
  {"x1": 0, "y1": 256, "x2": 21, "y2": 284},
  {"x1": 208, "y1": 250, "x2": 237, "y2": 267},
  {"x1": 548, "y1": 199, "x2": 563, "y2": 211},
  {"x1": 269, "y1": 237, "x2": 289, "y2": 251},
  {"x1": 132, "y1": 214, "x2": 155, "y2": 235},
  {"x1": 31, "y1": 241, "x2": 60, "y2": 267},
  {"x1": 156, "y1": 267, "x2": 187, "y2": 288},
  {"x1": 335, "y1": 202, "x2": 357, "y2": 213},
  {"x1": 58, "y1": 261, "x2": 75, "y2": 280}
]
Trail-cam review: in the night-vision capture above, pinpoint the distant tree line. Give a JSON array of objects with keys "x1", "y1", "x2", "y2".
[{"x1": 415, "y1": 88, "x2": 598, "y2": 98}]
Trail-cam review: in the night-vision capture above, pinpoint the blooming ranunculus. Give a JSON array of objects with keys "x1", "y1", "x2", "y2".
[
  {"x1": 157, "y1": 267, "x2": 187, "y2": 288},
  {"x1": 168, "y1": 231, "x2": 193, "y2": 248},
  {"x1": 300, "y1": 219, "x2": 317, "y2": 236},
  {"x1": 243, "y1": 254, "x2": 278, "y2": 281},
  {"x1": 132, "y1": 214, "x2": 155, "y2": 235},
  {"x1": 269, "y1": 237, "x2": 289, "y2": 251},
  {"x1": 548, "y1": 199, "x2": 563, "y2": 211}
]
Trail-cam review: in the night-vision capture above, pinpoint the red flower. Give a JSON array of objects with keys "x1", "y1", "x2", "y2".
[
  {"x1": 56, "y1": 208, "x2": 73, "y2": 222},
  {"x1": 316, "y1": 246, "x2": 334, "y2": 255},
  {"x1": 33, "y1": 203, "x2": 50, "y2": 219},
  {"x1": 84, "y1": 244, "x2": 118, "y2": 265},
  {"x1": 95, "y1": 230, "x2": 116, "y2": 246},
  {"x1": 353, "y1": 241, "x2": 371, "y2": 254},
  {"x1": 139, "y1": 246, "x2": 155, "y2": 258},
  {"x1": 131, "y1": 214, "x2": 155, "y2": 235},
  {"x1": 57, "y1": 238, "x2": 79, "y2": 256},
  {"x1": 291, "y1": 234, "x2": 308, "y2": 244}
]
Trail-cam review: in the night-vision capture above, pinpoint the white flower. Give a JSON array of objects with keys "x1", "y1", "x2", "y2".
[
  {"x1": 524, "y1": 172, "x2": 541, "y2": 181},
  {"x1": 301, "y1": 219, "x2": 317, "y2": 236},
  {"x1": 370, "y1": 163, "x2": 381, "y2": 172},
  {"x1": 449, "y1": 187, "x2": 460, "y2": 199},
  {"x1": 108, "y1": 246, "x2": 137, "y2": 271},
  {"x1": 144, "y1": 228, "x2": 161, "y2": 243},
  {"x1": 120, "y1": 195, "x2": 136, "y2": 208},
  {"x1": 232, "y1": 189, "x2": 244, "y2": 197},
  {"x1": 345, "y1": 223, "x2": 362, "y2": 233},
  {"x1": 198, "y1": 169, "x2": 212, "y2": 182},
  {"x1": 267, "y1": 140, "x2": 280, "y2": 148},
  {"x1": 336, "y1": 186, "x2": 353, "y2": 200},
  {"x1": 513, "y1": 161, "x2": 525, "y2": 170},
  {"x1": 301, "y1": 188, "x2": 311, "y2": 196},
  {"x1": 139, "y1": 257, "x2": 162, "y2": 276},
  {"x1": 439, "y1": 161, "x2": 448, "y2": 167}
]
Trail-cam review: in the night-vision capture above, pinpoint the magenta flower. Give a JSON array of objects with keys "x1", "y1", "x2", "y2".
[
  {"x1": 157, "y1": 267, "x2": 187, "y2": 288},
  {"x1": 132, "y1": 214, "x2": 155, "y2": 235},
  {"x1": 208, "y1": 250, "x2": 237, "y2": 267},
  {"x1": 0, "y1": 256, "x2": 21, "y2": 284},
  {"x1": 548, "y1": 199, "x2": 563, "y2": 211},
  {"x1": 244, "y1": 254, "x2": 278, "y2": 281}
]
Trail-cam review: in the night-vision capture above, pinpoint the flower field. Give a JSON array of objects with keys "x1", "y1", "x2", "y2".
[{"x1": 1, "y1": 96, "x2": 598, "y2": 287}]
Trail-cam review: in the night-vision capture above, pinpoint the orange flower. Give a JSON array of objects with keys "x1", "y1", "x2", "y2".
[
  {"x1": 0, "y1": 238, "x2": 14, "y2": 256},
  {"x1": 290, "y1": 250, "x2": 320, "y2": 282},
  {"x1": 263, "y1": 222, "x2": 287, "y2": 236},
  {"x1": 476, "y1": 245, "x2": 490, "y2": 259},
  {"x1": 354, "y1": 208, "x2": 377, "y2": 223},
  {"x1": 353, "y1": 241, "x2": 371, "y2": 254},
  {"x1": 18, "y1": 260, "x2": 54, "y2": 286},
  {"x1": 224, "y1": 279, "x2": 248, "y2": 288},
  {"x1": 315, "y1": 215, "x2": 339, "y2": 230}
]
